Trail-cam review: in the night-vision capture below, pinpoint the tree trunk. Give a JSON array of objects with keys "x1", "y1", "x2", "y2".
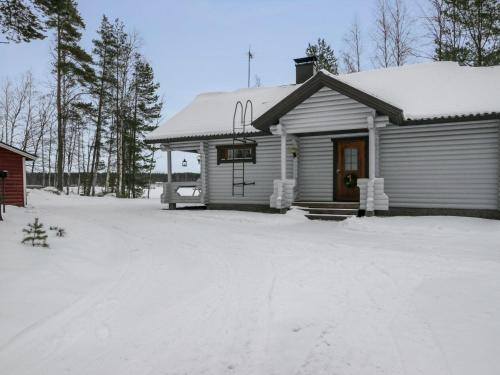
[{"x1": 56, "y1": 16, "x2": 64, "y2": 191}]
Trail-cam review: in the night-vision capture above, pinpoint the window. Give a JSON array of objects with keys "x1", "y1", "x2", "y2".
[
  {"x1": 344, "y1": 148, "x2": 358, "y2": 171},
  {"x1": 217, "y1": 144, "x2": 256, "y2": 165}
]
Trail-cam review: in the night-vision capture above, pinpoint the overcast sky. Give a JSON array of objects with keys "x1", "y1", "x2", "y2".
[{"x1": 1, "y1": 0, "x2": 428, "y2": 172}]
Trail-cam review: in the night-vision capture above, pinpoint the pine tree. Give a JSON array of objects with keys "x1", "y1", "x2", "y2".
[
  {"x1": 22, "y1": 217, "x2": 49, "y2": 247},
  {"x1": 429, "y1": 0, "x2": 499, "y2": 66},
  {"x1": 0, "y1": 0, "x2": 45, "y2": 42},
  {"x1": 440, "y1": 0, "x2": 473, "y2": 63},
  {"x1": 443, "y1": 0, "x2": 499, "y2": 66},
  {"x1": 306, "y1": 38, "x2": 339, "y2": 74},
  {"x1": 36, "y1": 0, "x2": 94, "y2": 192},
  {"x1": 87, "y1": 15, "x2": 115, "y2": 196},
  {"x1": 111, "y1": 19, "x2": 133, "y2": 197}
]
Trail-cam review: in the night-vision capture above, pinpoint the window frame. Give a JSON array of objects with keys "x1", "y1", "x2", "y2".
[{"x1": 216, "y1": 144, "x2": 257, "y2": 165}]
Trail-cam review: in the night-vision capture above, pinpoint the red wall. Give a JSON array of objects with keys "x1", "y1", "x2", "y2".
[{"x1": 0, "y1": 147, "x2": 25, "y2": 206}]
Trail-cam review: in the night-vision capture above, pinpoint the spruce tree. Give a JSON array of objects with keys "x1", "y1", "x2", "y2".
[
  {"x1": 126, "y1": 55, "x2": 162, "y2": 197},
  {"x1": 306, "y1": 38, "x2": 339, "y2": 74},
  {"x1": 36, "y1": 0, "x2": 94, "y2": 191},
  {"x1": 22, "y1": 217, "x2": 49, "y2": 247}
]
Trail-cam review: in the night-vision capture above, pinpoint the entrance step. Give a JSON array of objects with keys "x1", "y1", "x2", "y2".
[
  {"x1": 304, "y1": 208, "x2": 359, "y2": 216},
  {"x1": 292, "y1": 201, "x2": 360, "y2": 221},
  {"x1": 292, "y1": 201, "x2": 359, "y2": 209},
  {"x1": 305, "y1": 214, "x2": 353, "y2": 221}
]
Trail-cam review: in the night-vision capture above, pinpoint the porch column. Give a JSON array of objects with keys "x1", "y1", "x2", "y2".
[
  {"x1": 167, "y1": 149, "x2": 173, "y2": 183},
  {"x1": 366, "y1": 115, "x2": 376, "y2": 215},
  {"x1": 269, "y1": 123, "x2": 296, "y2": 210},
  {"x1": 367, "y1": 115, "x2": 376, "y2": 179},
  {"x1": 280, "y1": 124, "x2": 287, "y2": 179},
  {"x1": 166, "y1": 146, "x2": 176, "y2": 210}
]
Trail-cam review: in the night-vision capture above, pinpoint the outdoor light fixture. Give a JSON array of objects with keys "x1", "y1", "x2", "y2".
[
  {"x1": 0, "y1": 170, "x2": 8, "y2": 221},
  {"x1": 182, "y1": 159, "x2": 188, "y2": 167},
  {"x1": 197, "y1": 155, "x2": 201, "y2": 164}
]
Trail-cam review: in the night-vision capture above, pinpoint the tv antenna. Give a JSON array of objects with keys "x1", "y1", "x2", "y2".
[{"x1": 247, "y1": 46, "x2": 254, "y2": 88}]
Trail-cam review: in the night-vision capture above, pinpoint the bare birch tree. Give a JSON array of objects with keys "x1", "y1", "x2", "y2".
[
  {"x1": 374, "y1": 0, "x2": 393, "y2": 67},
  {"x1": 342, "y1": 17, "x2": 363, "y2": 73},
  {"x1": 389, "y1": 0, "x2": 415, "y2": 66}
]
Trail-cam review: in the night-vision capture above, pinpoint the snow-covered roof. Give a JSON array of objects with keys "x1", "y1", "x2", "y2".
[
  {"x1": 147, "y1": 61, "x2": 500, "y2": 142},
  {"x1": 332, "y1": 61, "x2": 500, "y2": 121},
  {"x1": 146, "y1": 84, "x2": 299, "y2": 142}
]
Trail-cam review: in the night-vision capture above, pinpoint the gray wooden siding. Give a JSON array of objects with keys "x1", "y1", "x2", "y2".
[
  {"x1": 379, "y1": 120, "x2": 500, "y2": 209},
  {"x1": 297, "y1": 135, "x2": 334, "y2": 201},
  {"x1": 207, "y1": 136, "x2": 292, "y2": 204},
  {"x1": 281, "y1": 87, "x2": 373, "y2": 133}
]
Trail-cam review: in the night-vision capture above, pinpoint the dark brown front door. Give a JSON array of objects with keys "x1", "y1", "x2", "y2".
[{"x1": 335, "y1": 138, "x2": 367, "y2": 201}]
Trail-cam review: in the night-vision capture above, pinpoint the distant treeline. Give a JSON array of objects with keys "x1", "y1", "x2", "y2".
[{"x1": 27, "y1": 172, "x2": 200, "y2": 187}]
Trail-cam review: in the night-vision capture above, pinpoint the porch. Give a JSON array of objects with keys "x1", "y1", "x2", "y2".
[
  {"x1": 269, "y1": 113, "x2": 389, "y2": 216},
  {"x1": 160, "y1": 141, "x2": 208, "y2": 209}
]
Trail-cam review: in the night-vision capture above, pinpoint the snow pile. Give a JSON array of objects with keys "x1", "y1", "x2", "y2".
[
  {"x1": 332, "y1": 61, "x2": 500, "y2": 120},
  {"x1": 146, "y1": 84, "x2": 298, "y2": 141},
  {"x1": 1, "y1": 190, "x2": 500, "y2": 374}
]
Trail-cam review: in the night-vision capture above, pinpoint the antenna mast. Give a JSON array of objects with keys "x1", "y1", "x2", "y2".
[{"x1": 247, "y1": 46, "x2": 253, "y2": 88}]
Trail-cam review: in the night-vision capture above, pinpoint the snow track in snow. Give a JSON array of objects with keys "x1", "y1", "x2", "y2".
[{"x1": 1, "y1": 190, "x2": 500, "y2": 374}]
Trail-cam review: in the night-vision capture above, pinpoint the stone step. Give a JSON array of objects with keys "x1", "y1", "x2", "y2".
[
  {"x1": 293, "y1": 201, "x2": 359, "y2": 209},
  {"x1": 305, "y1": 214, "x2": 354, "y2": 221},
  {"x1": 304, "y1": 208, "x2": 359, "y2": 216}
]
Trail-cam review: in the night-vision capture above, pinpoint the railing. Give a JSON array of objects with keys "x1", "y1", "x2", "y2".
[{"x1": 161, "y1": 181, "x2": 202, "y2": 204}]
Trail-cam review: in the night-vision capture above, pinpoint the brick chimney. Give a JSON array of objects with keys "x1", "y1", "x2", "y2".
[{"x1": 294, "y1": 56, "x2": 317, "y2": 84}]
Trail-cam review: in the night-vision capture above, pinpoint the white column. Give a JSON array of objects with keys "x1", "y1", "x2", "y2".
[
  {"x1": 167, "y1": 150, "x2": 172, "y2": 183},
  {"x1": 291, "y1": 137, "x2": 299, "y2": 180},
  {"x1": 367, "y1": 115, "x2": 376, "y2": 179},
  {"x1": 165, "y1": 147, "x2": 175, "y2": 209},
  {"x1": 280, "y1": 125, "x2": 287, "y2": 180}
]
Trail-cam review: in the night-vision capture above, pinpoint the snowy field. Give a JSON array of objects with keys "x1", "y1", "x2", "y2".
[{"x1": 1, "y1": 191, "x2": 500, "y2": 375}]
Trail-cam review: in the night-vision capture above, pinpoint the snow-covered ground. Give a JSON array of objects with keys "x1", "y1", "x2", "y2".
[{"x1": 1, "y1": 190, "x2": 500, "y2": 375}]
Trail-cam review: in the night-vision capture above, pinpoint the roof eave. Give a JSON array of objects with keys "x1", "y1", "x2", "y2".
[
  {"x1": 145, "y1": 130, "x2": 271, "y2": 145},
  {"x1": 402, "y1": 112, "x2": 500, "y2": 125}
]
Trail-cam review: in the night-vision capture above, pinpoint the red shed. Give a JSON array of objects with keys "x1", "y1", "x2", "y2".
[{"x1": 0, "y1": 142, "x2": 37, "y2": 207}]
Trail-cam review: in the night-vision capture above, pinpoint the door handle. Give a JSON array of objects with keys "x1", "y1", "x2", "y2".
[{"x1": 336, "y1": 169, "x2": 341, "y2": 174}]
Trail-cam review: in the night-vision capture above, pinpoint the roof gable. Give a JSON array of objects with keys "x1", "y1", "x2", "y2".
[
  {"x1": 280, "y1": 87, "x2": 376, "y2": 133},
  {"x1": 0, "y1": 142, "x2": 37, "y2": 160},
  {"x1": 252, "y1": 71, "x2": 404, "y2": 131}
]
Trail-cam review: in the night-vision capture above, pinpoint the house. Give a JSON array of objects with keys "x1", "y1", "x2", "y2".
[
  {"x1": 145, "y1": 58, "x2": 500, "y2": 219},
  {"x1": 0, "y1": 142, "x2": 37, "y2": 207}
]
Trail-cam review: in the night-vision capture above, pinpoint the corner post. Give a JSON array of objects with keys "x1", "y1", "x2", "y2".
[{"x1": 199, "y1": 141, "x2": 209, "y2": 204}]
